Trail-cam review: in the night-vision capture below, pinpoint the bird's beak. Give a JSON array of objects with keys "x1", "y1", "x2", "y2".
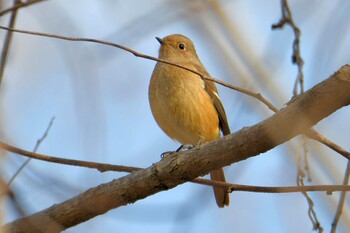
[{"x1": 155, "y1": 37, "x2": 163, "y2": 45}]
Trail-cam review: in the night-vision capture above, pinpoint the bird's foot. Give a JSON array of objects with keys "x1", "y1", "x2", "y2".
[
  {"x1": 160, "y1": 144, "x2": 194, "y2": 159},
  {"x1": 178, "y1": 144, "x2": 195, "y2": 151}
]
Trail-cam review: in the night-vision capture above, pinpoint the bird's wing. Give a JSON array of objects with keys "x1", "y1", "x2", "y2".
[{"x1": 192, "y1": 63, "x2": 231, "y2": 136}]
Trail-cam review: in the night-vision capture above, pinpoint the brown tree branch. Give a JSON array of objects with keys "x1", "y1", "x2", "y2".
[{"x1": 2, "y1": 65, "x2": 350, "y2": 233}]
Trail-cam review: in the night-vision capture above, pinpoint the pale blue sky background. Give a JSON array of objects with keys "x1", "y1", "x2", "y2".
[{"x1": 1, "y1": 1, "x2": 350, "y2": 232}]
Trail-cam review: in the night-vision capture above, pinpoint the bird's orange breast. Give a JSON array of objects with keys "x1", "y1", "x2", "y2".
[{"x1": 149, "y1": 64, "x2": 220, "y2": 145}]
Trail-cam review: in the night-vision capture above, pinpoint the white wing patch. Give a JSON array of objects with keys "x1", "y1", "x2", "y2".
[
  {"x1": 212, "y1": 90, "x2": 220, "y2": 100},
  {"x1": 201, "y1": 79, "x2": 206, "y2": 89}
]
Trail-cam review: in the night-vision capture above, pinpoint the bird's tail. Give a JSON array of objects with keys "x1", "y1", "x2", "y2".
[{"x1": 210, "y1": 168, "x2": 229, "y2": 208}]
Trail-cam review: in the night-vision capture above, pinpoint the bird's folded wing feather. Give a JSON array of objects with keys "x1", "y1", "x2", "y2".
[{"x1": 192, "y1": 63, "x2": 231, "y2": 136}]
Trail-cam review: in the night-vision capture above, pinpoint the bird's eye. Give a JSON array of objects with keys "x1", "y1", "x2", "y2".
[{"x1": 178, "y1": 43, "x2": 185, "y2": 50}]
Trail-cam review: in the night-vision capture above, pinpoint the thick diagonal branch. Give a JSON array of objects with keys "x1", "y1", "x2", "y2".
[{"x1": 3, "y1": 65, "x2": 350, "y2": 233}]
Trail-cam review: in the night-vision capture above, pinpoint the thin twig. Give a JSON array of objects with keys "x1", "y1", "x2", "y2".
[
  {"x1": 301, "y1": 136, "x2": 312, "y2": 182},
  {"x1": 272, "y1": 1, "x2": 323, "y2": 231},
  {"x1": 0, "y1": 25, "x2": 279, "y2": 112},
  {"x1": 297, "y1": 147, "x2": 323, "y2": 232},
  {"x1": 331, "y1": 161, "x2": 350, "y2": 233},
  {"x1": 0, "y1": 176, "x2": 26, "y2": 219},
  {"x1": 0, "y1": 140, "x2": 141, "y2": 173},
  {"x1": 193, "y1": 178, "x2": 350, "y2": 194},
  {"x1": 301, "y1": 179, "x2": 323, "y2": 232},
  {"x1": 7, "y1": 117, "x2": 55, "y2": 186},
  {"x1": 272, "y1": 0, "x2": 304, "y2": 96},
  {"x1": 6, "y1": 117, "x2": 55, "y2": 219},
  {"x1": 305, "y1": 130, "x2": 350, "y2": 160},
  {"x1": 0, "y1": 0, "x2": 20, "y2": 87},
  {"x1": 0, "y1": 0, "x2": 46, "y2": 17}
]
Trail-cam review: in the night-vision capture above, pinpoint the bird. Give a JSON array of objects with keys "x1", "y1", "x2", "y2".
[{"x1": 148, "y1": 34, "x2": 230, "y2": 208}]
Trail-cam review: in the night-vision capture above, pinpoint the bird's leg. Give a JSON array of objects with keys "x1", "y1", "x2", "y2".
[
  {"x1": 160, "y1": 149, "x2": 177, "y2": 159},
  {"x1": 179, "y1": 144, "x2": 195, "y2": 151},
  {"x1": 160, "y1": 144, "x2": 194, "y2": 159},
  {"x1": 176, "y1": 145, "x2": 184, "y2": 152}
]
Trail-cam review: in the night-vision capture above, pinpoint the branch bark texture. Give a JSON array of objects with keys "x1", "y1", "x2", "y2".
[{"x1": 3, "y1": 65, "x2": 350, "y2": 232}]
